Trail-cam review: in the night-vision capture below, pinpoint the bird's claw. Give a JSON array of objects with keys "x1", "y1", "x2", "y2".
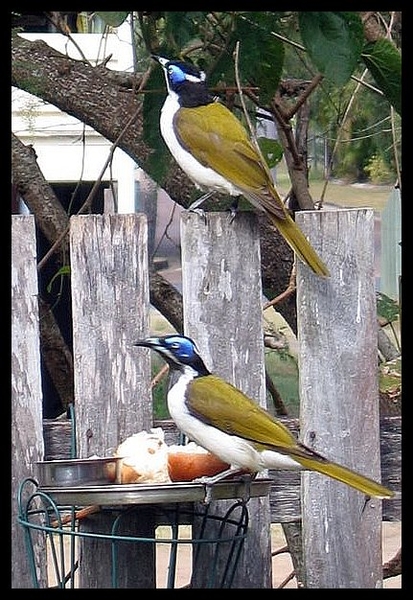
[
  {"x1": 192, "y1": 475, "x2": 215, "y2": 503},
  {"x1": 226, "y1": 206, "x2": 237, "y2": 225},
  {"x1": 239, "y1": 473, "x2": 253, "y2": 503},
  {"x1": 189, "y1": 207, "x2": 208, "y2": 224},
  {"x1": 204, "y1": 482, "x2": 214, "y2": 504}
]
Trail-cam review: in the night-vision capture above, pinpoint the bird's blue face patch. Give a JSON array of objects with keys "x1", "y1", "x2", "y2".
[
  {"x1": 166, "y1": 61, "x2": 205, "y2": 87},
  {"x1": 163, "y1": 335, "x2": 197, "y2": 362},
  {"x1": 166, "y1": 64, "x2": 187, "y2": 85}
]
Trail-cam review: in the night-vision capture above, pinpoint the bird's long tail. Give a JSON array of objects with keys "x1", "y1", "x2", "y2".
[
  {"x1": 268, "y1": 212, "x2": 330, "y2": 277},
  {"x1": 296, "y1": 456, "x2": 394, "y2": 499}
]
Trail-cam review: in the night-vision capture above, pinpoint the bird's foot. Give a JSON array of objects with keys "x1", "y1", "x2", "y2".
[
  {"x1": 194, "y1": 467, "x2": 246, "y2": 504},
  {"x1": 238, "y1": 473, "x2": 254, "y2": 503},
  {"x1": 226, "y1": 206, "x2": 237, "y2": 225},
  {"x1": 226, "y1": 198, "x2": 240, "y2": 225},
  {"x1": 188, "y1": 193, "x2": 215, "y2": 225},
  {"x1": 190, "y1": 207, "x2": 207, "y2": 224}
]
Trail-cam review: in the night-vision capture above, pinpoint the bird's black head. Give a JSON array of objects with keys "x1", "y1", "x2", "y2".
[
  {"x1": 134, "y1": 334, "x2": 210, "y2": 376},
  {"x1": 152, "y1": 55, "x2": 212, "y2": 108}
]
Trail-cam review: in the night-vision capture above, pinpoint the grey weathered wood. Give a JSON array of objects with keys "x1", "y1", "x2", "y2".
[
  {"x1": 180, "y1": 211, "x2": 272, "y2": 588},
  {"x1": 77, "y1": 509, "x2": 156, "y2": 588},
  {"x1": 70, "y1": 214, "x2": 153, "y2": 588},
  {"x1": 11, "y1": 215, "x2": 47, "y2": 588},
  {"x1": 296, "y1": 208, "x2": 384, "y2": 588},
  {"x1": 70, "y1": 214, "x2": 152, "y2": 457}
]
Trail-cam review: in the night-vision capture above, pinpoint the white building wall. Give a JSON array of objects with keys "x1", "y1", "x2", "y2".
[{"x1": 12, "y1": 21, "x2": 137, "y2": 214}]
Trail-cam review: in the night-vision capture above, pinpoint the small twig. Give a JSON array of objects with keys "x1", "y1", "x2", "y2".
[
  {"x1": 319, "y1": 68, "x2": 369, "y2": 205},
  {"x1": 233, "y1": 41, "x2": 270, "y2": 172},
  {"x1": 270, "y1": 97, "x2": 303, "y2": 167},
  {"x1": 272, "y1": 544, "x2": 290, "y2": 557},
  {"x1": 151, "y1": 363, "x2": 169, "y2": 388},
  {"x1": 265, "y1": 369, "x2": 288, "y2": 416},
  {"x1": 263, "y1": 262, "x2": 297, "y2": 311},
  {"x1": 277, "y1": 570, "x2": 296, "y2": 588},
  {"x1": 44, "y1": 12, "x2": 90, "y2": 64},
  {"x1": 284, "y1": 73, "x2": 324, "y2": 121},
  {"x1": 383, "y1": 547, "x2": 401, "y2": 579},
  {"x1": 390, "y1": 106, "x2": 401, "y2": 192},
  {"x1": 50, "y1": 504, "x2": 100, "y2": 527},
  {"x1": 151, "y1": 202, "x2": 179, "y2": 260}
]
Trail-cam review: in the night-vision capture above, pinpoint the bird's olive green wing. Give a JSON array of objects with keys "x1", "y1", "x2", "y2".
[
  {"x1": 175, "y1": 103, "x2": 287, "y2": 219},
  {"x1": 175, "y1": 103, "x2": 330, "y2": 277},
  {"x1": 186, "y1": 375, "x2": 298, "y2": 450},
  {"x1": 186, "y1": 376, "x2": 344, "y2": 464}
]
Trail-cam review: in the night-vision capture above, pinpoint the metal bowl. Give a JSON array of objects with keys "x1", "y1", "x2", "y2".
[{"x1": 35, "y1": 457, "x2": 123, "y2": 488}]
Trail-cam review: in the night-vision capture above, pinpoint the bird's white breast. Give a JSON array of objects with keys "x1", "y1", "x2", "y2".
[{"x1": 160, "y1": 94, "x2": 240, "y2": 196}]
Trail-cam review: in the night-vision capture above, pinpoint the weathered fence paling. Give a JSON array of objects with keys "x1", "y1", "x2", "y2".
[
  {"x1": 181, "y1": 211, "x2": 272, "y2": 588},
  {"x1": 69, "y1": 214, "x2": 153, "y2": 588},
  {"x1": 297, "y1": 208, "x2": 385, "y2": 588},
  {"x1": 12, "y1": 215, "x2": 47, "y2": 589},
  {"x1": 70, "y1": 214, "x2": 152, "y2": 458}
]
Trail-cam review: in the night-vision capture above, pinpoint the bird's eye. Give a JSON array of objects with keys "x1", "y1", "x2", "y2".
[{"x1": 170, "y1": 342, "x2": 180, "y2": 350}]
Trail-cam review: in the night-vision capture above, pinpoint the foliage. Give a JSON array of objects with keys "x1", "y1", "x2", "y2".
[
  {"x1": 95, "y1": 12, "x2": 129, "y2": 28},
  {"x1": 257, "y1": 137, "x2": 283, "y2": 169},
  {"x1": 309, "y1": 72, "x2": 400, "y2": 182},
  {"x1": 379, "y1": 356, "x2": 401, "y2": 400},
  {"x1": 364, "y1": 154, "x2": 395, "y2": 184},
  {"x1": 362, "y1": 37, "x2": 401, "y2": 116},
  {"x1": 376, "y1": 291, "x2": 399, "y2": 324},
  {"x1": 298, "y1": 12, "x2": 364, "y2": 86}
]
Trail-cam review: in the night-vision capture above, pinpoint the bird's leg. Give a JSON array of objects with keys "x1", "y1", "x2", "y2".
[
  {"x1": 187, "y1": 192, "x2": 215, "y2": 225},
  {"x1": 188, "y1": 191, "x2": 215, "y2": 212},
  {"x1": 194, "y1": 466, "x2": 249, "y2": 504}
]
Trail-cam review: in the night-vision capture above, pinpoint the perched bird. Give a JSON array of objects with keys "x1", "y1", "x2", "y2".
[
  {"x1": 152, "y1": 55, "x2": 329, "y2": 277},
  {"x1": 134, "y1": 334, "x2": 394, "y2": 499}
]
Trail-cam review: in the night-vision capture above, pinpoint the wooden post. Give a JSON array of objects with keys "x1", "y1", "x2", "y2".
[
  {"x1": 70, "y1": 214, "x2": 152, "y2": 456},
  {"x1": 296, "y1": 208, "x2": 384, "y2": 588},
  {"x1": 180, "y1": 212, "x2": 272, "y2": 588},
  {"x1": 12, "y1": 216, "x2": 47, "y2": 588},
  {"x1": 70, "y1": 214, "x2": 154, "y2": 588}
]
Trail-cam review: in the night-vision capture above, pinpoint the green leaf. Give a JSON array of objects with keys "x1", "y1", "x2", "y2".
[
  {"x1": 96, "y1": 12, "x2": 129, "y2": 28},
  {"x1": 142, "y1": 67, "x2": 172, "y2": 183},
  {"x1": 376, "y1": 291, "x2": 399, "y2": 323},
  {"x1": 47, "y1": 266, "x2": 71, "y2": 294},
  {"x1": 163, "y1": 12, "x2": 207, "y2": 52},
  {"x1": 234, "y1": 15, "x2": 285, "y2": 103},
  {"x1": 362, "y1": 39, "x2": 401, "y2": 116},
  {"x1": 299, "y1": 12, "x2": 364, "y2": 86},
  {"x1": 257, "y1": 137, "x2": 283, "y2": 168}
]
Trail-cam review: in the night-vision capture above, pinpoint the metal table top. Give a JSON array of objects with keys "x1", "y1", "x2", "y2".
[{"x1": 38, "y1": 477, "x2": 272, "y2": 506}]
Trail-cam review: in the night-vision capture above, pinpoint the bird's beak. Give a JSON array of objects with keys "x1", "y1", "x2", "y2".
[
  {"x1": 151, "y1": 55, "x2": 168, "y2": 67},
  {"x1": 133, "y1": 336, "x2": 160, "y2": 349}
]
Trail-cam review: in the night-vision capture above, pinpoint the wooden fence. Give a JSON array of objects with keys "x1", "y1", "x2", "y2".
[{"x1": 11, "y1": 210, "x2": 401, "y2": 589}]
